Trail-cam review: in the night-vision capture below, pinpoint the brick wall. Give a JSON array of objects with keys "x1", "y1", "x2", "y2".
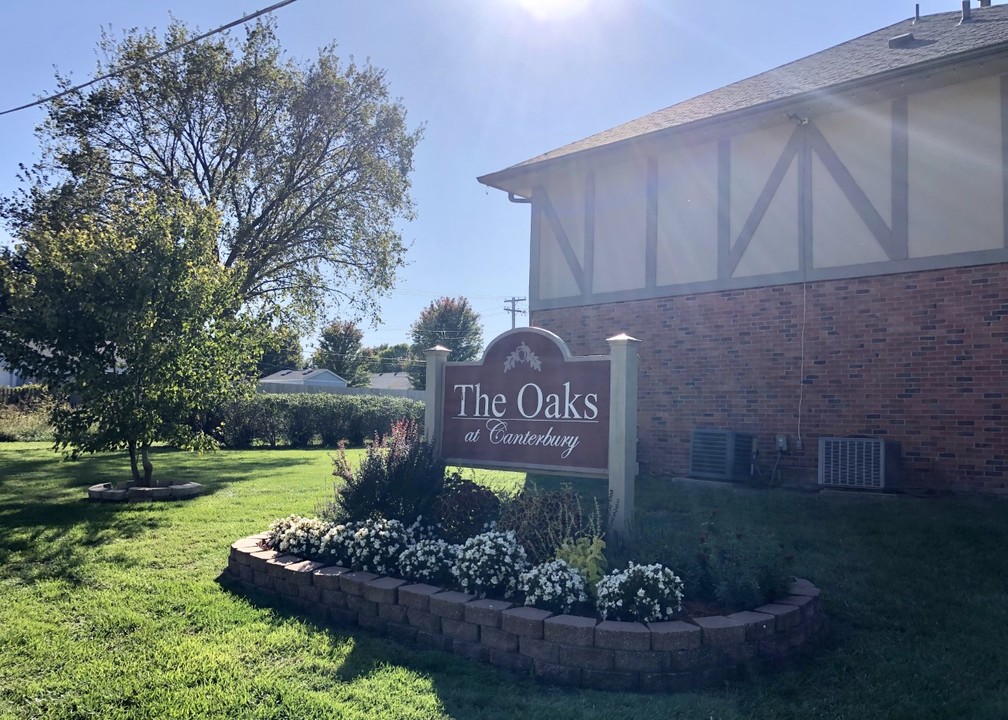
[{"x1": 533, "y1": 263, "x2": 1008, "y2": 493}]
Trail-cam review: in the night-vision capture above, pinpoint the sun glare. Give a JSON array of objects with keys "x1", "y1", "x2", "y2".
[{"x1": 516, "y1": 0, "x2": 591, "y2": 21}]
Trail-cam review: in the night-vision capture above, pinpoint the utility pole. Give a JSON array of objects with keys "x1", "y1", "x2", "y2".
[{"x1": 503, "y1": 296, "x2": 527, "y2": 329}]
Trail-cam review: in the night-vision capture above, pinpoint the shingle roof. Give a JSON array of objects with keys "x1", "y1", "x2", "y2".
[
  {"x1": 259, "y1": 368, "x2": 348, "y2": 384},
  {"x1": 480, "y1": 4, "x2": 1008, "y2": 185}
]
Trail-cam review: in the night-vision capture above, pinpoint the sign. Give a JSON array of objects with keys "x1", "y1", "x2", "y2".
[{"x1": 440, "y1": 328, "x2": 610, "y2": 475}]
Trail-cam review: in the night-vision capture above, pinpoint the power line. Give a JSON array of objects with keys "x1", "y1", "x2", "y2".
[{"x1": 0, "y1": 0, "x2": 299, "y2": 118}]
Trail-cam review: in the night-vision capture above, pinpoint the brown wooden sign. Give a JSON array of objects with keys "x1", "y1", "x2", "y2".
[{"x1": 440, "y1": 328, "x2": 610, "y2": 475}]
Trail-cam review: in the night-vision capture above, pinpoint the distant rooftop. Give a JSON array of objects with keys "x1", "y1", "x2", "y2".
[{"x1": 259, "y1": 368, "x2": 348, "y2": 384}]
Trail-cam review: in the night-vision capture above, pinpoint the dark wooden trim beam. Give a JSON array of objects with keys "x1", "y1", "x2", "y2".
[
  {"x1": 1001, "y1": 74, "x2": 1008, "y2": 249},
  {"x1": 530, "y1": 187, "x2": 544, "y2": 304},
  {"x1": 800, "y1": 125, "x2": 812, "y2": 273},
  {"x1": 584, "y1": 172, "x2": 596, "y2": 298},
  {"x1": 891, "y1": 96, "x2": 910, "y2": 260},
  {"x1": 646, "y1": 158, "x2": 658, "y2": 289},
  {"x1": 717, "y1": 139, "x2": 731, "y2": 279}
]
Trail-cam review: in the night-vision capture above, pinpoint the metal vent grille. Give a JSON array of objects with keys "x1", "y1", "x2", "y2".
[
  {"x1": 690, "y1": 428, "x2": 754, "y2": 482},
  {"x1": 818, "y1": 437, "x2": 902, "y2": 489}
]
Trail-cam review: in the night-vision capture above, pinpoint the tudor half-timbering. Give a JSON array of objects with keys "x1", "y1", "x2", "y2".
[{"x1": 480, "y1": 4, "x2": 1008, "y2": 492}]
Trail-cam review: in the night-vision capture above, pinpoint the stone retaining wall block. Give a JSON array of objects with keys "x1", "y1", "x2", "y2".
[
  {"x1": 480, "y1": 627, "x2": 518, "y2": 652},
  {"x1": 406, "y1": 608, "x2": 442, "y2": 634},
  {"x1": 558, "y1": 644, "x2": 614, "y2": 671},
  {"x1": 754, "y1": 603, "x2": 802, "y2": 631},
  {"x1": 339, "y1": 571, "x2": 379, "y2": 597},
  {"x1": 544, "y1": 615, "x2": 597, "y2": 646},
  {"x1": 534, "y1": 660, "x2": 581, "y2": 686},
  {"x1": 464, "y1": 599, "x2": 513, "y2": 627},
  {"x1": 321, "y1": 589, "x2": 348, "y2": 609},
  {"x1": 313, "y1": 566, "x2": 350, "y2": 590},
  {"x1": 595, "y1": 620, "x2": 651, "y2": 651},
  {"x1": 398, "y1": 584, "x2": 442, "y2": 612},
  {"x1": 429, "y1": 591, "x2": 475, "y2": 620},
  {"x1": 692, "y1": 615, "x2": 748, "y2": 646},
  {"x1": 648, "y1": 620, "x2": 702, "y2": 651},
  {"x1": 501, "y1": 607, "x2": 554, "y2": 638},
  {"x1": 378, "y1": 603, "x2": 408, "y2": 624},
  {"x1": 488, "y1": 649, "x2": 533, "y2": 673},
  {"x1": 346, "y1": 594, "x2": 378, "y2": 618},
  {"x1": 726, "y1": 611, "x2": 777, "y2": 640},
  {"x1": 518, "y1": 636, "x2": 560, "y2": 663},
  {"x1": 364, "y1": 577, "x2": 406, "y2": 605},
  {"x1": 614, "y1": 649, "x2": 669, "y2": 673},
  {"x1": 440, "y1": 617, "x2": 480, "y2": 644}
]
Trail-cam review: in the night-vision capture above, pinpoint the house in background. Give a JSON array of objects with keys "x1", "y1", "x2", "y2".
[
  {"x1": 479, "y1": 3, "x2": 1008, "y2": 493},
  {"x1": 259, "y1": 368, "x2": 348, "y2": 394},
  {"x1": 369, "y1": 372, "x2": 413, "y2": 391},
  {"x1": 0, "y1": 362, "x2": 29, "y2": 388}
]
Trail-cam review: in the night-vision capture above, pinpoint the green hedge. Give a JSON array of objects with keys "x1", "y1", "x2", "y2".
[{"x1": 221, "y1": 393, "x2": 424, "y2": 449}]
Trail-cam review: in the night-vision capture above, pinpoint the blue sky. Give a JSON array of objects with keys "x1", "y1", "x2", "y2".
[{"x1": 0, "y1": 0, "x2": 964, "y2": 352}]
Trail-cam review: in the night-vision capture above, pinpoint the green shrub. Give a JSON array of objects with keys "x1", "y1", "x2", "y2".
[
  {"x1": 628, "y1": 509, "x2": 793, "y2": 610},
  {"x1": 0, "y1": 403, "x2": 54, "y2": 442},
  {"x1": 555, "y1": 534, "x2": 608, "y2": 597},
  {"x1": 432, "y1": 472, "x2": 503, "y2": 543},
  {"x1": 326, "y1": 419, "x2": 444, "y2": 523},
  {"x1": 701, "y1": 526, "x2": 792, "y2": 610},
  {"x1": 496, "y1": 484, "x2": 594, "y2": 565},
  {"x1": 220, "y1": 393, "x2": 423, "y2": 448}
]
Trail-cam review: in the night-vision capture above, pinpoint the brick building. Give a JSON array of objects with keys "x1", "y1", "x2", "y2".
[{"x1": 479, "y1": 4, "x2": 1008, "y2": 493}]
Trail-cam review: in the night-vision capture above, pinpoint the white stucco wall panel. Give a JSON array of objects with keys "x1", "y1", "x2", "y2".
[
  {"x1": 733, "y1": 160, "x2": 800, "y2": 277},
  {"x1": 594, "y1": 157, "x2": 647, "y2": 293},
  {"x1": 537, "y1": 211, "x2": 581, "y2": 299},
  {"x1": 816, "y1": 99, "x2": 893, "y2": 228},
  {"x1": 908, "y1": 76, "x2": 1003, "y2": 257},
  {"x1": 730, "y1": 123, "x2": 794, "y2": 242},
  {"x1": 541, "y1": 169, "x2": 587, "y2": 267},
  {"x1": 656, "y1": 142, "x2": 719, "y2": 285},
  {"x1": 811, "y1": 154, "x2": 889, "y2": 268}
]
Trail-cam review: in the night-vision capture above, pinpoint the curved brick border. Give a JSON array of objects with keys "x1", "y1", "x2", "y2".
[
  {"x1": 87, "y1": 481, "x2": 204, "y2": 502},
  {"x1": 225, "y1": 535, "x2": 827, "y2": 692}
]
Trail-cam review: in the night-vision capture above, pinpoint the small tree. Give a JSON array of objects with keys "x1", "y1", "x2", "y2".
[
  {"x1": 258, "y1": 326, "x2": 303, "y2": 377},
  {"x1": 365, "y1": 342, "x2": 411, "y2": 373},
  {"x1": 0, "y1": 194, "x2": 262, "y2": 485},
  {"x1": 311, "y1": 320, "x2": 371, "y2": 387},
  {"x1": 408, "y1": 297, "x2": 483, "y2": 389}
]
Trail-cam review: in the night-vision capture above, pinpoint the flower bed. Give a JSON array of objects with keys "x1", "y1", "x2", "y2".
[{"x1": 225, "y1": 534, "x2": 826, "y2": 692}]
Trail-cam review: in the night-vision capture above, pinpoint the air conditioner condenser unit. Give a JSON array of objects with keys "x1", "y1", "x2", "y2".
[
  {"x1": 818, "y1": 437, "x2": 902, "y2": 490},
  {"x1": 689, "y1": 428, "x2": 756, "y2": 482}
]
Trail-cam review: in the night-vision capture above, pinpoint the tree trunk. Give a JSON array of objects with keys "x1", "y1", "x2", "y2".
[
  {"x1": 140, "y1": 443, "x2": 154, "y2": 486},
  {"x1": 128, "y1": 440, "x2": 142, "y2": 484}
]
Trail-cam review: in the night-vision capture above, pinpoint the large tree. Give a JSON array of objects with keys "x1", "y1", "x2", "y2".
[
  {"x1": 1, "y1": 19, "x2": 422, "y2": 326},
  {"x1": 311, "y1": 320, "x2": 371, "y2": 387},
  {"x1": 257, "y1": 326, "x2": 303, "y2": 377},
  {"x1": 0, "y1": 193, "x2": 262, "y2": 485},
  {"x1": 408, "y1": 297, "x2": 483, "y2": 390},
  {"x1": 364, "y1": 342, "x2": 411, "y2": 374}
]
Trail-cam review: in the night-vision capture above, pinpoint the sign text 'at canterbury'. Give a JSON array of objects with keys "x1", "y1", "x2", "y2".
[{"x1": 439, "y1": 329, "x2": 610, "y2": 475}]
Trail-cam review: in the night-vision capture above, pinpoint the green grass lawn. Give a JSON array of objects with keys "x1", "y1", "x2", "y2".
[{"x1": 2, "y1": 442, "x2": 1007, "y2": 719}]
